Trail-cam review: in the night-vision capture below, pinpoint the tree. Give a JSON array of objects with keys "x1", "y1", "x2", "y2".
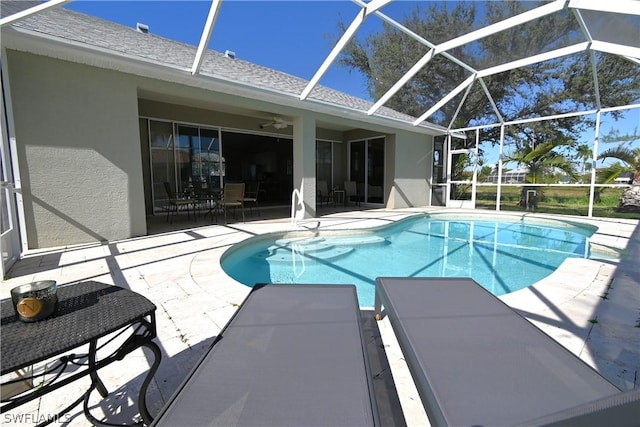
[
  {"x1": 598, "y1": 127, "x2": 640, "y2": 183},
  {"x1": 479, "y1": 164, "x2": 493, "y2": 183},
  {"x1": 337, "y1": 1, "x2": 639, "y2": 148},
  {"x1": 575, "y1": 144, "x2": 593, "y2": 176},
  {"x1": 598, "y1": 146, "x2": 640, "y2": 183},
  {"x1": 597, "y1": 146, "x2": 640, "y2": 212},
  {"x1": 596, "y1": 128, "x2": 640, "y2": 211}
]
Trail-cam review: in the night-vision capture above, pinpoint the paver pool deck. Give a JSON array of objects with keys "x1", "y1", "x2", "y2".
[{"x1": 1, "y1": 207, "x2": 638, "y2": 426}]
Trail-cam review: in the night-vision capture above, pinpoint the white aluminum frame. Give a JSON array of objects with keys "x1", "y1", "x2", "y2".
[{"x1": 4, "y1": 0, "x2": 637, "y2": 129}]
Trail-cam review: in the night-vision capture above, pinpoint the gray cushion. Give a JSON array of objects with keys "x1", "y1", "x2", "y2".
[
  {"x1": 153, "y1": 284, "x2": 378, "y2": 427},
  {"x1": 375, "y1": 277, "x2": 620, "y2": 426}
]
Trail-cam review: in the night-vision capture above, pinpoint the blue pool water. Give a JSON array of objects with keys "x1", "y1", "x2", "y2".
[{"x1": 221, "y1": 214, "x2": 598, "y2": 307}]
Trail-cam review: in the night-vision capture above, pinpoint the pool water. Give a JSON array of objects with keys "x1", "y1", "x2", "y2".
[{"x1": 221, "y1": 215, "x2": 598, "y2": 307}]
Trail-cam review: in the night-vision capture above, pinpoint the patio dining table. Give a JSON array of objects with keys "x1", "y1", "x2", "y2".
[
  {"x1": 196, "y1": 188, "x2": 223, "y2": 221},
  {"x1": 1, "y1": 281, "x2": 161, "y2": 426}
]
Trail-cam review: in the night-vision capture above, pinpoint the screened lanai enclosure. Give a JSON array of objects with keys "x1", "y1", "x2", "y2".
[
  {"x1": 312, "y1": 0, "x2": 639, "y2": 217},
  {"x1": 1, "y1": 0, "x2": 639, "y2": 275}
]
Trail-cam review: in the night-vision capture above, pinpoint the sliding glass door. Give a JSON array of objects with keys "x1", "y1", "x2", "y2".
[
  {"x1": 176, "y1": 125, "x2": 223, "y2": 193},
  {"x1": 349, "y1": 137, "x2": 385, "y2": 204},
  {"x1": 367, "y1": 139, "x2": 385, "y2": 203},
  {"x1": 148, "y1": 120, "x2": 223, "y2": 212},
  {"x1": 149, "y1": 121, "x2": 176, "y2": 212},
  {"x1": 316, "y1": 140, "x2": 333, "y2": 189}
]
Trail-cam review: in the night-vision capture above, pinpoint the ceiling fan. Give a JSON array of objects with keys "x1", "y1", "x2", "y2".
[{"x1": 259, "y1": 117, "x2": 289, "y2": 129}]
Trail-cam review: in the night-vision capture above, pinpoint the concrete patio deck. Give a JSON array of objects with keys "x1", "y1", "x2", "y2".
[{"x1": 1, "y1": 207, "x2": 638, "y2": 426}]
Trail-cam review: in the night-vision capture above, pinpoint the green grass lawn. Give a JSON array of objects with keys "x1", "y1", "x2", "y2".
[{"x1": 474, "y1": 186, "x2": 640, "y2": 220}]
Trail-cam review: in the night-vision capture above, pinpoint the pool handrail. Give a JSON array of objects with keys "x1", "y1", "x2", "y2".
[
  {"x1": 290, "y1": 187, "x2": 320, "y2": 230},
  {"x1": 290, "y1": 187, "x2": 305, "y2": 229}
]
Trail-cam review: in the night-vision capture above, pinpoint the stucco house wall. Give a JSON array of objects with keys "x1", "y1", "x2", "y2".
[
  {"x1": 342, "y1": 128, "x2": 432, "y2": 209},
  {"x1": 139, "y1": 99, "x2": 283, "y2": 133},
  {"x1": 7, "y1": 50, "x2": 146, "y2": 248},
  {"x1": 387, "y1": 130, "x2": 432, "y2": 208}
]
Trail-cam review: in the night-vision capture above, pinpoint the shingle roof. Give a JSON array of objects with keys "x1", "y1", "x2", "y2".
[{"x1": 2, "y1": 1, "x2": 443, "y2": 131}]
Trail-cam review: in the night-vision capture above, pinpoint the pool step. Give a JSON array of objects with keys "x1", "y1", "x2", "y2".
[
  {"x1": 274, "y1": 236, "x2": 325, "y2": 247},
  {"x1": 275, "y1": 235, "x2": 388, "y2": 248},
  {"x1": 330, "y1": 235, "x2": 388, "y2": 246},
  {"x1": 265, "y1": 234, "x2": 386, "y2": 264},
  {"x1": 263, "y1": 246, "x2": 354, "y2": 263},
  {"x1": 269, "y1": 240, "x2": 333, "y2": 254}
]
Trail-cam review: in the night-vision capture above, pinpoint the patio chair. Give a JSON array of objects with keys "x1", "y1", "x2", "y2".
[
  {"x1": 344, "y1": 180, "x2": 361, "y2": 206},
  {"x1": 151, "y1": 284, "x2": 379, "y2": 426},
  {"x1": 243, "y1": 181, "x2": 260, "y2": 216},
  {"x1": 163, "y1": 182, "x2": 193, "y2": 223},
  {"x1": 222, "y1": 182, "x2": 245, "y2": 223},
  {"x1": 317, "y1": 180, "x2": 331, "y2": 207},
  {"x1": 374, "y1": 277, "x2": 627, "y2": 427}
]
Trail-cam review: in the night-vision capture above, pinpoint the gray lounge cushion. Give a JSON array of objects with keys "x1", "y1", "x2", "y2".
[
  {"x1": 152, "y1": 284, "x2": 378, "y2": 426},
  {"x1": 374, "y1": 277, "x2": 621, "y2": 426}
]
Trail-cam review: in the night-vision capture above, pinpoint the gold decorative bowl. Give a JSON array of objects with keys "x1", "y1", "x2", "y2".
[{"x1": 10, "y1": 280, "x2": 58, "y2": 322}]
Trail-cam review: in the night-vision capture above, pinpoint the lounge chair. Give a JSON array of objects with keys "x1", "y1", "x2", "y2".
[
  {"x1": 152, "y1": 284, "x2": 379, "y2": 426},
  {"x1": 374, "y1": 277, "x2": 634, "y2": 426}
]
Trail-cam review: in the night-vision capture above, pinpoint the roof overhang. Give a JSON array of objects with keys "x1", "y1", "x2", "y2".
[{"x1": 1, "y1": 23, "x2": 447, "y2": 137}]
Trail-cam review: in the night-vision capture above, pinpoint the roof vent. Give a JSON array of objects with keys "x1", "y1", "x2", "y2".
[
  {"x1": 224, "y1": 50, "x2": 236, "y2": 59},
  {"x1": 136, "y1": 23, "x2": 149, "y2": 34}
]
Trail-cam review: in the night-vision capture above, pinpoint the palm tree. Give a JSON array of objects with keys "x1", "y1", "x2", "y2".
[
  {"x1": 598, "y1": 146, "x2": 640, "y2": 184},
  {"x1": 575, "y1": 144, "x2": 593, "y2": 182},
  {"x1": 505, "y1": 139, "x2": 578, "y2": 209},
  {"x1": 597, "y1": 146, "x2": 640, "y2": 212}
]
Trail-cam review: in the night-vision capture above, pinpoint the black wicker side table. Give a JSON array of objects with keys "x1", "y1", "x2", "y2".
[{"x1": 1, "y1": 281, "x2": 161, "y2": 426}]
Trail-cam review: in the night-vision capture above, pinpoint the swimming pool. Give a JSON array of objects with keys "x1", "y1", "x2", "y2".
[{"x1": 221, "y1": 214, "x2": 601, "y2": 307}]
